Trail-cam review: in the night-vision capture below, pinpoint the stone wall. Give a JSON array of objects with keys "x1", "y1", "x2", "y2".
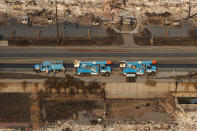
[{"x1": 105, "y1": 82, "x2": 197, "y2": 98}]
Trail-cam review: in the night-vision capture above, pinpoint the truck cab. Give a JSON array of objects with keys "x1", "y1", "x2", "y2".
[
  {"x1": 144, "y1": 64, "x2": 157, "y2": 76},
  {"x1": 100, "y1": 64, "x2": 111, "y2": 76}
]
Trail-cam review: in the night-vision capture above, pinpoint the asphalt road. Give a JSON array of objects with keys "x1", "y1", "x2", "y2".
[
  {"x1": 1, "y1": 52, "x2": 197, "y2": 57},
  {"x1": 0, "y1": 63, "x2": 197, "y2": 69}
]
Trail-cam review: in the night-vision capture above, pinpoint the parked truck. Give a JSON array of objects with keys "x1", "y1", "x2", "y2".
[
  {"x1": 120, "y1": 60, "x2": 158, "y2": 82},
  {"x1": 120, "y1": 60, "x2": 157, "y2": 75},
  {"x1": 33, "y1": 60, "x2": 65, "y2": 73},
  {"x1": 74, "y1": 60, "x2": 112, "y2": 77}
]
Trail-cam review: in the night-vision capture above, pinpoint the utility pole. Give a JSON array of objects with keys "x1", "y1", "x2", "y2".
[
  {"x1": 188, "y1": 0, "x2": 191, "y2": 18},
  {"x1": 55, "y1": 0, "x2": 60, "y2": 43}
]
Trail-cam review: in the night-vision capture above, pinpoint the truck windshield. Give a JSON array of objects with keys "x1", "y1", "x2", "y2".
[
  {"x1": 101, "y1": 66, "x2": 105, "y2": 69},
  {"x1": 147, "y1": 66, "x2": 150, "y2": 69}
]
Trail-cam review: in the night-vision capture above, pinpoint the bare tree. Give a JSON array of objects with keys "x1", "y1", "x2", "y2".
[
  {"x1": 87, "y1": 81, "x2": 101, "y2": 94},
  {"x1": 65, "y1": 74, "x2": 75, "y2": 87},
  {"x1": 55, "y1": 80, "x2": 62, "y2": 94},
  {"x1": 77, "y1": 80, "x2": 85, "y2": 94},
  {"x1": 22, "y1": 81, "x2": 28, "y2": 92},
  {"x1": 73, "y1": 79, "x2": 85, "y2": 94},
  {"x1": 44, "y1": 77, "x2": 57, "y2": 95}
]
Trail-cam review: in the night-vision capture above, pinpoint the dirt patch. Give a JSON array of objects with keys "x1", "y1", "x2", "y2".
[
  {"x1": 152, "y1": 37, "x2": 197, "y2": 46},
  {"x1": 172, "y1": 72, "x2": 197, "y2": 80},
  {"x1": 134, "y1": 35, "x2": 197, "y2": 46},
  {"x1": 0, "y1": 93, "x2": 31, "y2": 123},
  {"x1": 6, "y1": 29, "x2": 124, "y2": 46},
  {"x1": 0, "y1": 72, "x2": 50, "y2": 79},
  {"x1": 107, "y1": 99, "x2": 174, "y2": 123},
  {"x1": 45, "y1": 100, "x2": 104, "y2": 122},
  {"x1": 0, "y1": 92, "x2": 176, "y2": 126},
  {"x1": 146, "y1": 18, "x2": 162, "y2": 25},
  {"x1": 7, "y1": 37, "x2": 123, "y2": 46}
]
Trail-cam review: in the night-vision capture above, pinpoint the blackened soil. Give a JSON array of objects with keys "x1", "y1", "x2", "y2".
[
  {"x1": 0, "y1": 72, "x2": 50, "y2": 79},
  {"x1": 0, "y1": 93, "x2": 31, "y2": 123},
  {"x1": 45, "y1": 100, "x2": 101, "y2": 122}
]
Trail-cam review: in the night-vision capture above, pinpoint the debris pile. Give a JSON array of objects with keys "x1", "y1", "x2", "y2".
[
  {"x1": 1, "y1": 91, "x2": 197, "y2": 130},
  {"x1": 1, "y1": 0, "x2": 197, "y2": 31},
  {"x1": 38, "y1": 98, "x2": 177, "y2": 130},
  {"x1": 36, "y1": 97, "x2": 197, "y2": 130},
  {"x1": 38, "y1": 110, "x2": 197, "y2": 130},
  {"x1": 174, "y1": 111, "x2": 197, "y2": 130}
]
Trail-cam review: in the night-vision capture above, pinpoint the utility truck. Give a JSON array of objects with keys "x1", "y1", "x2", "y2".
[
  {"x1": 120, "y1": 60, "x2": 158, "y2": 82},
  {"x1": 74, "y1": 60, "x2": 112, "y2": 77},
  {"x1": 33, "y1": 61, "x2": 65, "y2": 73}
]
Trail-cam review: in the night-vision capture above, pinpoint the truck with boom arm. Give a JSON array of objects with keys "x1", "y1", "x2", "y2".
[
  {"x1": 74, "y1": 60, "x2": 112, "y2": 77},
  {"x1": 120, "y1": 60, "x2": 157, "y2": 76},
  {"x1": 120, "y1": 60, "x2": 158, "y2": 82}
]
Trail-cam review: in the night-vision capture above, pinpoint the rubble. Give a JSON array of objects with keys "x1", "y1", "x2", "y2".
[
  {"x1": 37, "y1": 111, "x2": 197, "y2": 131},
  {"x1": 0, "y1": 0, "x2": 197, "y2": 33},
  {"x1": 1, "y1": 88, "x2": 197, "y2": 130},
  {"x1": 37, "y1": 105, "x2": 197, "y2": 131}
]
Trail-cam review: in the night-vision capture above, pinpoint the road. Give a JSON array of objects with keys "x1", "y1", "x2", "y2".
[
  {"x1": 0, "y1": 63, "x2": 197, "y2": 69},
  {"x1": 0, "y1": 63, "x2": 196, "y2": 83},
  {"x1": 1, "y1": 52, "x2": 197, "y2": 58},
  {"x1": 1, "y1": 47, "x2": 197, "y2": 65}
]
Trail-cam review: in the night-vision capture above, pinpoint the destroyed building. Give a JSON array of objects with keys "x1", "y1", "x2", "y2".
[
  {"x1": 1, "y1": 0, "x2": 197, "y2": 27},
  {"x1": 1, "y1": 0, "x2": 197, "y2": 45}
]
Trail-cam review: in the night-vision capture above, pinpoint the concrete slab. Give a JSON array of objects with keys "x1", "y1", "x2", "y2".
[{"x1": 0, "y1": 41, "x2": 8, "y2": 46}]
